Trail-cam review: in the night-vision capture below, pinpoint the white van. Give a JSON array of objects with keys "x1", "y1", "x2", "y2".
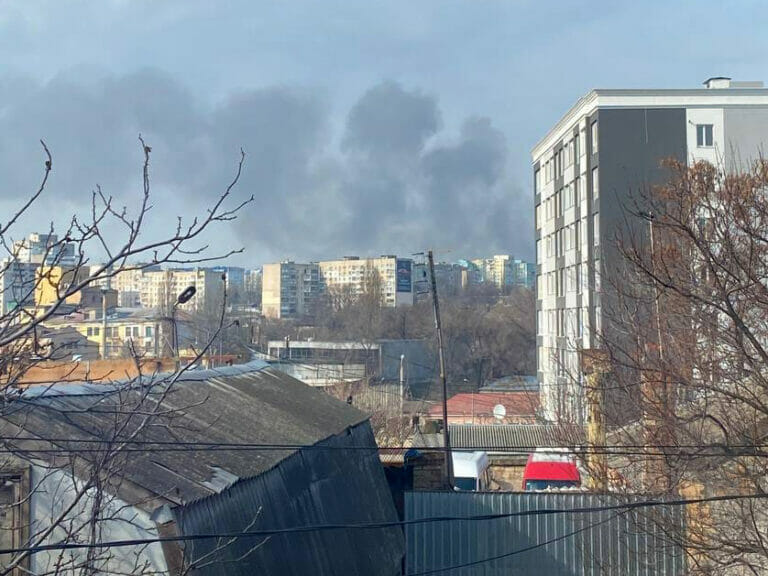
[{"x1": 452, "y1": 451, "x2": 490, "y2": 491}]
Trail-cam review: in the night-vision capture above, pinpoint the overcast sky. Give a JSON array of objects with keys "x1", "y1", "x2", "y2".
[{"x1": 0, "y1": 0, "x2": 764, "y2": 267}]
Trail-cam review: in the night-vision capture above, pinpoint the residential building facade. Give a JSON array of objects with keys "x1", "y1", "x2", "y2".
[
  {"x1": 533, "y1": 77, "x2": 768, "y2": 423},
  {"x1": 318, "y1": 255, "x2": 414, "y2": 308},
  {"x1": 140, "y1": 268, "x2": 224, "y2": 313},
  {"x1": 470, "y1": 255, "x2": 535, "y2": 291},
  {"x1": 0, "y1": 260, "x2": 38, "y2": 314},
  {"x1": 12, "y1": 232, "x2": 76, "y2": 267},
  {"x1": 261, "y1": 261, "x2": 320, "y2": 318},
  {"x1": 211, "y1": 265, "x2": 246, "y2": 300},
  {"x1": 43, "y1": 308, "x2": 166, "y2": 359},
  {"x1": 262, "y1": 256, "x2": 414, "y2": 319}
]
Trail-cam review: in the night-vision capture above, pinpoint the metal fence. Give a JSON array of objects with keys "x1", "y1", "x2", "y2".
[{"x1": 405, "y1": 491, "x2": 686, "y2": 576}]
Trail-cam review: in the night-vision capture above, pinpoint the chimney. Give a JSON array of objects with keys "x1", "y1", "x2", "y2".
[
  {"x1": 703, "y1": 77, "x2": 765, "y2": 89},
  {"x1": 703, "y1": 77, "x2": 731, "y2": 89}
]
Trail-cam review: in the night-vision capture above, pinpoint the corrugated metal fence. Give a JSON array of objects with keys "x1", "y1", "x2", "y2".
[{"x1": 406, "y1": 491, "x2": 686, "y2": 576}]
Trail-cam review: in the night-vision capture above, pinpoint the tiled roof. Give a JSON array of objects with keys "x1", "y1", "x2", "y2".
[{"x1": 427, "y1": 391, "x2": 539, "y2": 417}]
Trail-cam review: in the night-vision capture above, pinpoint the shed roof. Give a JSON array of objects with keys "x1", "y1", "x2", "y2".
[
  {"x1": 415, "y1": 424, "x2": 585, "y2": 452},
  {"x1": 0, "y1": 361, "x2": 369, "y2": 507}
]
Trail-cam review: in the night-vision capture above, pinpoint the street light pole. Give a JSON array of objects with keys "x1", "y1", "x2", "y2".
[{"x1": 173, "y1": 285, "x2": 197, "y2": 371}]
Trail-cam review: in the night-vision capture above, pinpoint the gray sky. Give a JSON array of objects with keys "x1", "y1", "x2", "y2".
[{"x1": 0, "y1": 0, "x2": 764, "y2": 266}]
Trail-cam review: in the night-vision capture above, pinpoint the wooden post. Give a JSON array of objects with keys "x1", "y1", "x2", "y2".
[{"x1": 428, "y1": 249, "x2": 454, "y2": 488}]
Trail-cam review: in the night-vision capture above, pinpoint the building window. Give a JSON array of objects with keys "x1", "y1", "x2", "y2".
[
  {"x1": 575, "y1": 219, "x2": 581, "y2": 248},
  {"x1": 592, "y1": 168, "x2": 599, "y2": 200},
  {"x1": 576, "y1": 264, "x2": 583, "y2": 294},
  {"x1": 696, "y1": 124, "x2": 713, "y2": 147},
  {"x1": 590, "y1": 121, "x2": 598, "y2": 153},
  {"x1": 593, "y1": 213, "x2": 600, "y2": 246},
  {"x1": 574, "y1": 130, "x2": 580, "y2": 159},
  {"x1": 594, "y1": 259, "x2": 602, "y2": 293},
  {"x1": 536, "y1": 240, "x2": 541, "y2": 264}
]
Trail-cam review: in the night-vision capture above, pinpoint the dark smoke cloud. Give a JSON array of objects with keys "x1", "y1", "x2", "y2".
[{"x1": 0, "y1": 71, "x2": 532, "y2": 265}]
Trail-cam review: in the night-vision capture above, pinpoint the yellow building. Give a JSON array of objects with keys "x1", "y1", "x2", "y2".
[
  {"x1": 35, "y1": 266, "x2": 93, "y2": 308},
  {"x1": 43, "y1": 309, "x2": 166, "y2": 359}
]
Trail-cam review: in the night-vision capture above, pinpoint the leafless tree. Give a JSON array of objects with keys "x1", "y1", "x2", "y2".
[
  {"x1": 0, "y1": 138, "x2": 261, "y2": 575},
  {"x1": 594, "y1": 158, "x2": 768, "y2": 574}
]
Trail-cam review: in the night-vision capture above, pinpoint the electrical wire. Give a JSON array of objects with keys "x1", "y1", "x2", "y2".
[
  {"x1": 0, "y1": 436, "x2": 766, "y2": 457},
  {"x1": 0, "y1": 492, "x2": 761, "y2": 557}
]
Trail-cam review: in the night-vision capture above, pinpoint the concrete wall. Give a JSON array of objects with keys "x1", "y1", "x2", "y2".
[
  {"x1": 29, "y1": 464, "x2": 167, "y2": 575},
  {"x1": 724, "y1": 107, "x2": 768, "y2": 170},
  {"x1": 596, "y1": 107, "x2": 687, "y2": 424},
  {"x1": 261, "y1": 262, "x2": 282, "y2": 318}
]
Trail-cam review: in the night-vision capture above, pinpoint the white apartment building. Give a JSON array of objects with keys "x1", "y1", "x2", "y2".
[
  {"x1": 318, "y1": 256, "x2": 413, "y2": 308},
  {"x1": 470, "y1": 255, "x2": 536, "y2": 291},
  {"x1": 13, "y1": 233, "x2": 76, "y2": 267},
  {"x1": 533, "y1": 77, "x2": 768, "y2": 423},
  {"x1": 261, "y1": 256, "x2": 414, "y2": 319},
  {"x1": 140, "y1": 268, "x2": 224, "y2": 312},
  {"x1": 261, "y1": 262, "x2": 319, "y2": 319}
]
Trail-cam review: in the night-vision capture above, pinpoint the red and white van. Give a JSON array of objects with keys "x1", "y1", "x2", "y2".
[{"x1": 522, "y1": 449, "x2": 581, "y2": 491}]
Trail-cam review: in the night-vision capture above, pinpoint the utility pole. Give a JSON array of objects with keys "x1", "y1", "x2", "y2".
[
  {"x1": 399, "y1": 354, "x2": 405, "y2": 417},
  {"x1": 428, "y1": 249, "x2": 454, "y2": 488},
  {"x1": 640, "y1": 210, "x2": 674, "y2": 495},
  {"x1": 100, "y1": 277, "x2": 111, "y2": 360}
]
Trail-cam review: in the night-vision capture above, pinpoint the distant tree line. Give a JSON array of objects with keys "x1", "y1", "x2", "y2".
[{"x1": 258, "y1": 276, "x2": 536, "y2": 383}]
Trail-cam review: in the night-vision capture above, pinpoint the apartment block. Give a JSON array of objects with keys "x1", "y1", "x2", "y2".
[
  {"x1": 0, "y1": 260, "x2": 38, "y2": 314},
  {"x1": 533, "y1": 77, "x2": 768, "y2": 423},
  {"x1": 261, "y1": 262, "x2": 320, "y2": 319},
  {"x1": 470, "y1": 255, "x2": 536, "y2": 291},
  {"x1": 261, "y1": 256, "x2": 414, "y2": 319},
  {"x1": 318, "y1": 255, "x2": 413, "y2": 308},
  {"x1": 211, "y1": 265, "x2": 246, "y2": 298},
  {"x1": 140, "y1": 268, "x2": 224, "y2": 312},
  {"x1": 13, "y1": 232, "x2": 76, "y2": 267}
]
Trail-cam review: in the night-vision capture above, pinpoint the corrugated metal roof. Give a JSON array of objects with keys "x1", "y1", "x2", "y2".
[
  {"x1": 450, "y1": 424, "x2": 585, "y2": 451},
  {"x1": 405, "y1": 491, "x2": 686, "y2": 576},
  {"x1": 178, "y1": 422, "x2": 404, "y2": 576},
  {"x1": 415, "y1": 424, "x2": 586, "y2": 452},
  {"x1": 2, "y1": 361, "x2": 370, "y2": 506}
]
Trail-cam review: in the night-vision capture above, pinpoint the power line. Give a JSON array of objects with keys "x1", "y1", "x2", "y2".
[
  {"x1": 0, "y1": 436, "x2": 767, "y2": 457},
  {"x1": 0, "y1": 492, "x2": 762, "y2": 557}
]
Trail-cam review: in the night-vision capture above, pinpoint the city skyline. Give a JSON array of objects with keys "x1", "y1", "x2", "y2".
[{"x1": 2, "y1": 1, "x2": 767, "y2": 266}]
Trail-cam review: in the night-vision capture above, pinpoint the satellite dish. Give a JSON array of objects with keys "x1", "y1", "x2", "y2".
[{"x1": 493, "y1": 404, "x2": 507, "y2": 421}]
